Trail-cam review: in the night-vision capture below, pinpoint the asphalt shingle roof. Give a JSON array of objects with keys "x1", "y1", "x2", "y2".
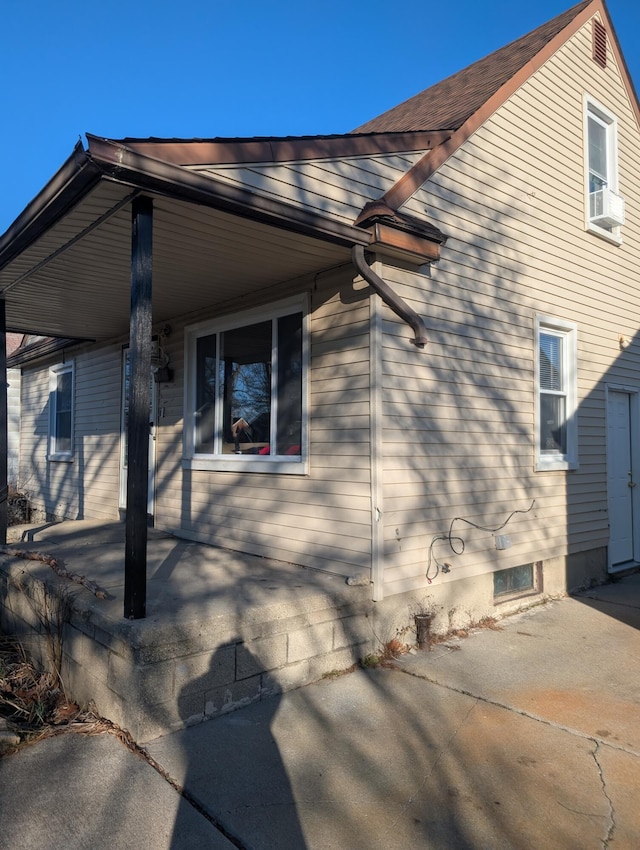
[{"x1": 352, "y1": 0, "x2": 593, "y2": 134}]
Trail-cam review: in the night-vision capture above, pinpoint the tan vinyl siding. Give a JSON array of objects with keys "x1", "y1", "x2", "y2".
[
  {"x1": 8, "y1": 368, "x2": 20, "y2": 487},
  {"x1": 151, "y1": 269, "x2": 373, "y2": 576},
  {"x1": 18, "y1": 343, "x2": 123, "y2": 522},
  {"x1": 74, "y1": 344, "x2": 123, "y2": 519},
  {"x1": 380, "y1": 15, "x2": 640, "y2": 594},
  {"x1": 192, "y1": 152, "x2": 425, "y2": 223},
  {"x1": 19, "y1": 365, "x2": 51, "y2": 511}
]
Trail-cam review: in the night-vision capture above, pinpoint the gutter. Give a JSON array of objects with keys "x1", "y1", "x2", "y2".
[
  {"x1": 7, "y1": 337, "x2": 85, "y2": 368},
  {"x1": 0, "y1": 143, "x2": 103, "y2": 270},
  {"x1": 351, "y1": 244, "x2": 428, "y2": 347},
  {"x1": 0, "y1": 136, "x2": 372, "y2": 276}
]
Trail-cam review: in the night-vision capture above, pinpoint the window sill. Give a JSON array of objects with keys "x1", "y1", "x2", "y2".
[
  {"x1": 494, "y1": 588, "x2": 541, "y2": 606},
  {"x1": 47, "y1": 454, "x2": 74, "y2": 463},
  {"x1": 536, "y1": 456, "x2": 578, "y2": 472},
  {"x1": 183, "y1": 456, "x2": 308, "y2": 475},
  {"x1": 586, "y1": 223, "x2": 622, "y2": 245}
]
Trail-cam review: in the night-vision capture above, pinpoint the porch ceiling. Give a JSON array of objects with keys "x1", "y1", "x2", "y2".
[{"x1": 0, "y1": 178, "x2": 353, "y2": 341}]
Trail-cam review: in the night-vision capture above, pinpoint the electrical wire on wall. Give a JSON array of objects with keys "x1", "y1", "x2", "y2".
[{"x1": 426, "y1": 500, "x2": 536, "y2": 584}]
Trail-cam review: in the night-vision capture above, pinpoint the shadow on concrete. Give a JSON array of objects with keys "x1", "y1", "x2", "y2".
[
  {"x1": 170, "y1": 642, "x2": 307, "y2": 848},
  {"x1": 574, "y1": 571, "x2": 640, "y2": 631}
]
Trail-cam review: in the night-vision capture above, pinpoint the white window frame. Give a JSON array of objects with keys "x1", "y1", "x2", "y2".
[
  {"x1": 535, "y1": 317, "x2": 578, "y2": 472},
  {"x1": 48, "y1": 361, "x2": 74, "y2": 462},
  {"x1": 584, "y1": 95, "x2": 622, "y2": 242},
  {"x1": 183, "y1": 295, "x2": 309, "y2": 475}
]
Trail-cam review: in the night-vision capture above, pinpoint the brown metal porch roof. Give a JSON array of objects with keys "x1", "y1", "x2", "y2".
[
  {"x1": 3, "y1": 1, "x2": 634, "y2": 344},
  {"x1": 107, "y1": 131, "x2": 452, "y2": 166},
  {"x1": 0, "y1": 138, "x2": 376, "y2": 340}
]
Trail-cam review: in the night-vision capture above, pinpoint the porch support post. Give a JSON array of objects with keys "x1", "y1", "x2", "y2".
[
  {"x1": 0, "y1": 299, "x2": 7, "y2": 546},
  {"x1": 124, "y1": 196, "x2": 153, "y2": 619}
]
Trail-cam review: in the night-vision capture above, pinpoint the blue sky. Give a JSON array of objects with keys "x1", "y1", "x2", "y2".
[{"x1": 1, "y1": 0, "x2": 638, "y2": 234}]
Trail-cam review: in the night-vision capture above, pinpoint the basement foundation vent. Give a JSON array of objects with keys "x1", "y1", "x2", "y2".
[{"x1": 593, "y1": 19, "x2": 607, "y2": 69}]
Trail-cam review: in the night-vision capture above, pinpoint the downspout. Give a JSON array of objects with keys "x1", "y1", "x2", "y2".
[
  {"x1": 352, "y1": 244, "x2": 428, "y2": 348},
  {"x1": 353, "y1": 243, "x2": 430, "y2": 603}
]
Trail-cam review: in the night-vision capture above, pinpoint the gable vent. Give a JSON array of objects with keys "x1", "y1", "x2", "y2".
[{"x1": 593, "y1": 19, "x2": 607, "y2": 68}]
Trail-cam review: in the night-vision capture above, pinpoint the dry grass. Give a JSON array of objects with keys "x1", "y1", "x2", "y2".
[
  {"x1": 0, "y1": 635, "x2": 113, "y2": 753},
  {"x1": 0, "y1": 636, "x2": 190, "y2": 794},
  {"x1": 361, "y1": 637, "x2": 411, "y2": 668},
  {"x1": 431, "y1": 615, "x2": 503, "y2": 645}
]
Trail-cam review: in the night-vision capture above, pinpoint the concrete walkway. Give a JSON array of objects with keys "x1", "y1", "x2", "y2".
[{"x1": 2, "y1": 574, "x2": 640, "y2": 849}]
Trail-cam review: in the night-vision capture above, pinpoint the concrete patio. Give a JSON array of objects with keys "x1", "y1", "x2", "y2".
[
  {"x1": 2, "y1": 571, "x2": 639, "y2": 848},
  {"x1": 0, "y1": 520, "x2": 381, "y2": 741}
]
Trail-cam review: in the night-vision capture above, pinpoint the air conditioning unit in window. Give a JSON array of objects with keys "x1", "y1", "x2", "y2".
[{"x1": 590, "y1": 188, "x2": 625, "y2": 228}]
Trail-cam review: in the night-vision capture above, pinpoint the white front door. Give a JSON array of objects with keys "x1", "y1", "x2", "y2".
[
  {"x1": 607, "y1": 389, "x2": 638, "y2": 569},
  {"x1": 119, "y1": 349, "x2": 157, "y2": 516}
]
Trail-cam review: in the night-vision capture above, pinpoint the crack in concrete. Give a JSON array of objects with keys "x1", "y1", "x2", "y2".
[
  {"x1": 381, "y1": 694, "x2": 480, "y2": 837},
  {"x1": 392, "y1": 665, "x2": 640, "y2": 758},
  {"x1": 390, "y1": 666, "x2": 627, "y2": 848},
  {"x1": 555, "y1": 798, "x2": 606, "y2": 819},
  {"x1": 122, "y1": 738, "x2": 249, "y2": 850},
  {"x1": 592, "y1": 741, "x2": 615, "y2": 848}
]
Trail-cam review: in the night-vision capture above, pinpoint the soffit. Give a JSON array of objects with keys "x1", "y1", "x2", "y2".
[{"x1": 0, "y1": 179, "x2": 350, "y2": 340}]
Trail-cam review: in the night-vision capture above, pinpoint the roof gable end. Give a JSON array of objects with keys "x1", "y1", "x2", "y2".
[
  {"x1": 352, "y1": 0, "x2": 593, "y2": 135},
  {"x1": 374, "y1": 0, "x2": 640, "y2": 212}
]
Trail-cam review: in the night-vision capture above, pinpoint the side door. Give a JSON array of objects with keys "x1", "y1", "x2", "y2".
[{"x1": 606, "y1": 388, "x2": 639, "y2": 569}]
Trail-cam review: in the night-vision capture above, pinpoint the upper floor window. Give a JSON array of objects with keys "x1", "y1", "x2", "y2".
[
  {"x1": 536, "y1": 317, "x2": 578, "y2": 472},
  {"x1": 49, "y1": 362, "x2": 74, "y2": 461},
  {"x1": 585, "y1": 96, "x2": 624, "y2": 236},
  {"x1": 184, "y1": 297, "x2": 307, "y2": 474}
]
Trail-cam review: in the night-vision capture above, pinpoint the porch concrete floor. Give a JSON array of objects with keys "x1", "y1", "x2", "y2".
[
  {"x1": 3, "y1": 521, "x2": 375, "y2": 741},
  {"x1": 3, "y1": 519, "x2": 370, "y2": 649}
]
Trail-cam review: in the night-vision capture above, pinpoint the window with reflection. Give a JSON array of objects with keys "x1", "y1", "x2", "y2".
[
  {"x1": 48, "y1": 362, "x2": 74, "y2": 460},
  {"x1": 186, "y1": 299, "x2": 305, "y2": 471}
]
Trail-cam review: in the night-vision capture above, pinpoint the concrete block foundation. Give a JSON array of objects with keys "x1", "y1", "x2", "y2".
[{"x1": 0, "y1": 522, "x2": 611, "y2": 742}]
